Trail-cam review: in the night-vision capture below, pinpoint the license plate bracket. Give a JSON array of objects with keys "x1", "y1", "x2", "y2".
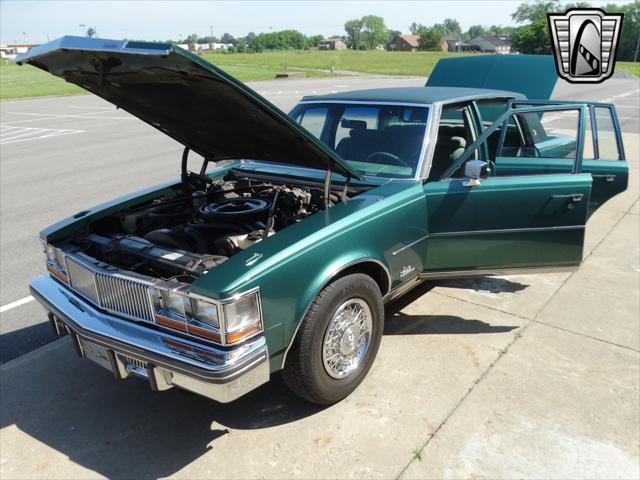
[{"x1": 79, "y1": 338, "x2": 114, "y2": 373}]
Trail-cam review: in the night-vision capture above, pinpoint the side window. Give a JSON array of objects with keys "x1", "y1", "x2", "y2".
[
  {"x1": 594, "y1": 107, "x2": 621, "y2": 160},
  {"x1": 297, "y1": 107, "x2": 328, "y2": 139},
  {"x1": 476, "y1": 98, "x2": 509, "y2": 130},
  {"x1": 476, "y1": 98, "x2": 510, "y2": 159},
  {"x1": 428, "y1": 102, "x2": 477, "y2": 180},
  {"x1": 498, "y1": 109, "x2": 580, "y2": 161}
]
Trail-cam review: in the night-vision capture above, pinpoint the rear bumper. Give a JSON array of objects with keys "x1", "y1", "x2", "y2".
[{"x1": 30, "y1": 275, "x2": 270, "y2": 403}]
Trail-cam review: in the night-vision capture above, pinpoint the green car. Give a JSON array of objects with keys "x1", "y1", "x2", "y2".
[{"x1": 22, "y1": 38, "x2": 628, "y2": 405}]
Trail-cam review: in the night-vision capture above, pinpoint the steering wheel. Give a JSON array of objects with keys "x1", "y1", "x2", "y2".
[{"x1": 365, "y1": 151, "x2": 409, "y2": 168}]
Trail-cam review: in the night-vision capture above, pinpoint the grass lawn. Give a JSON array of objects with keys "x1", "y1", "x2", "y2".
[
  {"x1": 618, "y1": 61, "x2": 640, "y2": 77},
  {"x1": 1, "y1": 50, "x2": 638, "y2": 100},
  {"x1": 0, "y1": 62, "x2": 84, "y2": 99},
  {"x1": 200, "y1": 49, "x2": 461, "y2": 76}
]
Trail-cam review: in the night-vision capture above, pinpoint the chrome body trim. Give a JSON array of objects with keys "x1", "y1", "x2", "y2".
[
  {"x1": 280, "y1": 257, "x2": 392, "y2": 369},
  {"x1": 292, "y1": 100, "x2": 433, "y2": 181},
  {"x1": 428, "y1": 225, "x2": 586, "y2": 237},
  {"x1": 391, "y1": 234, "x2": 430, "y2": 256},
  {"x1": 30, "y1": 275, "x2": 269, "y2": 403},
  {"x1": 420, "y1": 265, "x2": 579, "y2": 280},
  {"x1": 419, "y1": 101, "x2": 443, "y2": 180},
  {"x1": 391, "y1": 225, "x2": 585, "y2": 256}
]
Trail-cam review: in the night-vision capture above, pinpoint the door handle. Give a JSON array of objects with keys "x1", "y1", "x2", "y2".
[
  {"x1": 592, "y1": 174, "x2": 616, "y2": 182},
  {"x1": 552, "y1": 193, "x2": 584, "y2": 202}
]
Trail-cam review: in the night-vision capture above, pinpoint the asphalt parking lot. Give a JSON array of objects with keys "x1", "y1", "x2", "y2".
[{"x1": 1, "y1": 73, "x2": 639, "y2": 478}]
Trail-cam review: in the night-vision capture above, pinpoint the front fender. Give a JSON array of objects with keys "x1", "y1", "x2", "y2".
[{"x1": 191, "y1": 180, "x2": 428, "y2": 371}]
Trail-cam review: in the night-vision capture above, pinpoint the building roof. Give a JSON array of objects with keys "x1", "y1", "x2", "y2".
[
  {"x1": 396, "y1": 34, "x2": 420, "y2": 47},
  {"x1": 301, "y1": 86, "x2": 523, "y2": 105},
  {"x1": 473, "y1": 35, "x2": 511, "y2": 47}
]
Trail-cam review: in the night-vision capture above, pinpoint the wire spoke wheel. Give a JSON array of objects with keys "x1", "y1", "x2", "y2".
[{"x1": 322, "y1": 298, "x2": 372, "y2": 379}]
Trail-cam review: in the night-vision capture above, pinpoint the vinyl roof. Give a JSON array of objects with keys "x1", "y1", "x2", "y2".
[{"x1": 301, "y1": 86, "x2": 524, "y2": 105}]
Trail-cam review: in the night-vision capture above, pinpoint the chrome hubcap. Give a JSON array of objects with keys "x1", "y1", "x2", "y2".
[{"x1": 322, "y1": 298, "x2": 372, "y2": 379}]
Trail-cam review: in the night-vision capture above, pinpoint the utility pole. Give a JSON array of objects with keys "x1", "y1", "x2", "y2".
[
  {"x1": 210, "y1": 25, "x2": 213, "y2": 39},
  {"x1": 634, "y1": 33, "x2": 639, "y2": 63}
]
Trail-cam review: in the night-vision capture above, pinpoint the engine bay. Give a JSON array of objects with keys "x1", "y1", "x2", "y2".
[{"x1": 62, "y1": 171, "x2": 357, "y2": 283}]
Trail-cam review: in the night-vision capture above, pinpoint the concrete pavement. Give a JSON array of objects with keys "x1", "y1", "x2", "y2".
[
  {"x1": 1, "y1": 73, "x2": 639, "y2": 478},
  {"x1": 1, "y1": 132, "x2": 638, "y2": 478}
]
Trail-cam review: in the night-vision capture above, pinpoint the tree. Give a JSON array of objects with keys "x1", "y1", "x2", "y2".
[
  {"x1": 409, "y1": 22, "x2": 423, "y2": 35},
  {"x1": 307, "y1": 34, "x2": 324, "y2": 47},
  {"x1": 387, "y1": 29, "x2": 402, "y2": 44},
  {"x1": 344, "y1": 18, "x2": 364, "y2": 49},
  {"x1": 511, "y1": 21, "x2": 552, "y2": 53},
  {"x1": 466, "y1": 25, "x2": 487, "y2": 39},
  {"x1": 604, "y1": 0, "x2": 640, "y2": 61},
  {"x1": 86, "y1": 26, "x2": 97, "y2": 38},
  {"x1": 417, "y1": 26, "x2": 442, "y2": 50},
  {"x1": 361, "y1": 15, "x2": 388, "y2": 49},
  {"x1": 510, "y1": 0, "x2": 591, "y2": 54},
  {"x1": 220, "y1": 32, "x2": 235, "y2": 45},
  {"x1": 185, "y1": 33, "x2": 199, "y2": 44},
  {"x1": 443, "y1": 18, "x2": 462, "y2": 36}
]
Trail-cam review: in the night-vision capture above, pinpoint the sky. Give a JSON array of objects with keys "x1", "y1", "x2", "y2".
[{"x1": 0, "y1": 0, "x2": 634, "y2": 45}]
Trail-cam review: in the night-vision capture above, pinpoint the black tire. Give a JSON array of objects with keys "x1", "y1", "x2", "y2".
[{"x1": 282, "y1": 273, "x2": 384, "y2": 405}]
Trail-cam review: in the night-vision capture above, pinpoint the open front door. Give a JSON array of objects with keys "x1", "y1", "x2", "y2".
[
  {"x1": 495, "y1": 100, "x2": 629, "y2": 213},
  {"x1": 423, "y1": 104, "x2": 593, "y2": 276}
]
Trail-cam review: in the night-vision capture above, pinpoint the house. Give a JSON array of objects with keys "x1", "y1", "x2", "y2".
[
  {"x1": 0, "y1": 44, "x2": 37, "y2": 61},
  {"x1": 318, "y1": 38, "x2": 347, "y2": 50},
  {"x1": 439, "y1": 35, "x2": 459, "y2": 52},
  {"x1": 468, "y1": 35, "x2": 512, "y2": 54},
  {"x1": 387, "y1": 34, "x2": 419, "y2": 52},
  {"x1": 440, "y1": 35, "x2": 479, "y2": 53}
]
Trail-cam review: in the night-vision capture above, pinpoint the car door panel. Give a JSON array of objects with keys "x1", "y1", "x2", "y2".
[
  {"x1": 502, "y1": 100, "x2": 628, "y2": 212},
  {"x1": 423, "y1": 173, "x2": 592, "y2": 272}
]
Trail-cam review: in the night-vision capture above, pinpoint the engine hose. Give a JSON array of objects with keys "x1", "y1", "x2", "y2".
[{"x1": 182, "y1": 227, "x2": 210, "y2": 254}]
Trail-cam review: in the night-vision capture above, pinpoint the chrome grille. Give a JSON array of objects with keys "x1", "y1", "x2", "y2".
[{"x1": 65, "y1": 254, "x2": 155, "y2": 323}]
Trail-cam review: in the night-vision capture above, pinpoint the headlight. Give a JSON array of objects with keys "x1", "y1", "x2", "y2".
[
  {"x1": 150, "y1": 286, "x2": 261, "y2": 345},
  {"x1": 42, "y1": 242, "x2": 68, "y2": 284},
  {"x1": 190, "y1": 298, "x2": 219, "y2": 328},
  {"x1": 44, "y1": 243, "x2": 56, "y2": 263},
  {"x1": 186, "y1": 297, "x2": 222, "y2": 342},
  {"x1": 223, "y1": 291, "x2": 262, "y2": 344},
  {"x1": 150, "y1": 287, "x2": 189, "y2": 333},
  {"x1": 162, "y1": 290, "x2": 189, "y2": 318}
]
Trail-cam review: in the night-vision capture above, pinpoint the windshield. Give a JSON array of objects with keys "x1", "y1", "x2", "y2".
[{"x1": 289, "y1": 103, "x2": 430, "y2": 178}]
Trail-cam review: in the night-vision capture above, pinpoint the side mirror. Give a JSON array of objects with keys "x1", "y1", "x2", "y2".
[{"x1": 463, "y1": 160, "x2": 489, "y2": 186}]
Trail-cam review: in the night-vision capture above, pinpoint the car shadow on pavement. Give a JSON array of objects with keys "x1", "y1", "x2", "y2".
[
  {"x1": 383, "y1": 280, "x2": 519, "y2": 336},
  {"x1": 1, "y1": 277, "x2": 517, "y2": 479}
]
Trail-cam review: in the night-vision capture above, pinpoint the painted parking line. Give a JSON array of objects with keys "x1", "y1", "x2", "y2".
[
  {"x1": 2, "y1": 109, "x2": 134, "y2": 124},
  {"x1": 0, "y1": 125, "x2": 84, "y2": 145},
  {"x1": 0, "y1": 296, "x2": 35, "y2": 314}
]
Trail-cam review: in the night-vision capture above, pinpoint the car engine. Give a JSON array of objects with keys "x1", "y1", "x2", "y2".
[{"x1": 63, "y1": 175, "x2": 346, "y2": 283}]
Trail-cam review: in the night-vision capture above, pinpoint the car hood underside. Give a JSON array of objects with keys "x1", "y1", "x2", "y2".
[{"x1": 17, "y1": 36, "x2": 361, "y2": 180}]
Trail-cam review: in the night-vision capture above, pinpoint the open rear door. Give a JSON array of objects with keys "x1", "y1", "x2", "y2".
[{"x1": 498, "y1": 99, "x2": 629, "y2": 213}]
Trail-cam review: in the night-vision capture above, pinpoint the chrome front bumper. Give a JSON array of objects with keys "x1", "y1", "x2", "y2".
[{"x1": 30, "y1": 275, "x2": 270, "y2": 403}]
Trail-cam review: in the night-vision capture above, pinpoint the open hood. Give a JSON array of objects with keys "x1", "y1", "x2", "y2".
[
  {"x1": 17, "y1": 36, "x2": 361, "y2": 180},
  {"x1": 426, "y1": 54, "x2": 558, "y2": 100}
]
